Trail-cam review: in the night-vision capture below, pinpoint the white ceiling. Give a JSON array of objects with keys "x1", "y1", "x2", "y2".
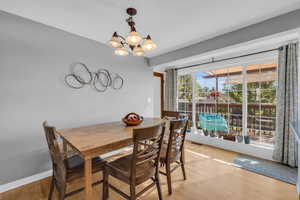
[{"x1": 1, "y1": 0, "x2": 300, "y2": 57}]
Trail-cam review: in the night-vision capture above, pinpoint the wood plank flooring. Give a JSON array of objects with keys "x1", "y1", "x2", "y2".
[{"x1": 1, "y1": 142, "x2": 297, "y2": 200}]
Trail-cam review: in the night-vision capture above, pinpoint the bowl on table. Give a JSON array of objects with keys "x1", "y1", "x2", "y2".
[{"x1": 122, "y1": 113, "x2": 144, "y2": 126}]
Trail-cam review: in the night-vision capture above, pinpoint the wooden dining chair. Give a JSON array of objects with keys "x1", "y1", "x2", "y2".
[
  {"x1": 159, "y1": 119, "x2": 188, "y2": 195},
  {"x1": 102, "y1": 122, "x2": 166, "y2": 200},
  {"x1": 43, "y1": 121, "x2": 106, "y2": 200},
  {"x1": 162, "y1": 110, "x2": 180, "y2": 119}
]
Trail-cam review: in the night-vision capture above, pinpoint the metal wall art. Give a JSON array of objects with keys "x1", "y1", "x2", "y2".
[{"x1": 64, "y1": 62, "x2": 124, "y2": 92}]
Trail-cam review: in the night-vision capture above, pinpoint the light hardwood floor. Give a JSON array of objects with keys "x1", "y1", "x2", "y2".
[{"x1": 1, "y1": 143, "x2": 297, "y2": 200}]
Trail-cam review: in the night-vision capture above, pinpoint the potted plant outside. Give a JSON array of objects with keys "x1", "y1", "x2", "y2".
[
  {"x1": 209, "y1": 130, "x2": 216, "y2": 137},
  {"x1": 236, "y1": 133, "x2": 243, "y2": 143},
  {"x1": 223, "y1": 134, "x2": 236, "y2": 142},
  {"x1": 203, "y1": 129, "x2": 209, "y2": 136},
  {"x1": 218, "y1": 131, "x2": 227, "y2": 138},
  {"x1": 244, "y1": 135, "x2": 251, "y2": 144}
]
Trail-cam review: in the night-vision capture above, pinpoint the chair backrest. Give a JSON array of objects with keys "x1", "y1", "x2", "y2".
[
  {"x1": 43, "y1": 121, "x2": 66, "y2": 187},
  {"x1": 162, "y1": 111, "x2": 180, "y2": 119},
  {"x1": 166, "y1": 119, "x2": 188, "y2": 163},
  {"x1": 130, "y1": 122, "x2": 166, "y2": 182}
]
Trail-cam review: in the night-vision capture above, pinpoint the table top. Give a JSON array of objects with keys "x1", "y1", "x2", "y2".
[{"x1": 56, "y1": 118, "x2": 163, "y2": 158}]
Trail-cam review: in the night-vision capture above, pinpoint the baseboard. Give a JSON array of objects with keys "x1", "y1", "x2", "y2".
[
  {"x1": 0, "y1": 147, "x2": 133, "y2": 194},
  {"x1": 0, "y1": 170, "x2": 52, "y2": 193}
]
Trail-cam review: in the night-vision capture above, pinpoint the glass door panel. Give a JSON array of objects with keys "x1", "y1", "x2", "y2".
[
  {"x1": 226, "y1": 66, "x2": 243, "y2": 138},
  {"x1": 246, "y1": 62, "x2": 277, "y2": 145},
  {"x1": 195, "y1": 72, "x2": 217, "y2": 135},
  {"x1": 195, "y1": 66, "x2": 243, "y2": 139},
  {"x1": 178, "y1": 74, "x2": 193, "y2": 126}
]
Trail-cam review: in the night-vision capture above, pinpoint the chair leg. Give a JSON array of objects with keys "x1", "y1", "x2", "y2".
[
  {"x1": 103, "y1": 170, "x2": 109, "y2": 200},
  {"x1": 155, "y1": 174, "x2": 163, "y2": 200},
  {"x1": 59, "y1": 189, "x2": 65, "y2": 200},
  {"x1": 57, "y1": 182, "x2": 66, "y2": 200},
  {"x1": 130, "y1": 184, "x2": 136, "y2": 200},
  {"x1": 181, "y1": 149, "x2": 187, "y2": 180},
  {"x1": 181, "y1": 163, "x2": 187, "y2": 180},
  {"x1": 166, "y1": 163, "x2": 172, "y2": 195},
  {"x1": 48, "y1": 176, "x2": 55, "y2": 200}
]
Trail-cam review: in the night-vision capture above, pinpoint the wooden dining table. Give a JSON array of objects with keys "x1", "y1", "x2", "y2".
[{"x1": 56, "y1": 117, "x2": 164, "y2": 200}]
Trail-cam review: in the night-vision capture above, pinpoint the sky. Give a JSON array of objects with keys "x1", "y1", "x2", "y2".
[{"x1": 195, "y1": 72, "x2": 226, "y2": 91}]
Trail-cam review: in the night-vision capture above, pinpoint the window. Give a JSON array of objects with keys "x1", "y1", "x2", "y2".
[
  {"x1": 177, "y1": 74, "x2": 193, "y2": 125},
  {"x1": 177, "y1": 61, "x2": 277, "y2": 146}
]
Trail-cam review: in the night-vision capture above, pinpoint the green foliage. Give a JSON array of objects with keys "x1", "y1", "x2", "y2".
[
  {"x1": 178, "y1": 75, "x2": 193, "y2": 101},
  {"x1": 178, "y1": 75, "x2": 211, "y2": 101},
  {"x1": 227, "y1": 81, "x2": 276, "y2": 104},
  {"x1": 178, "y1": 75, "x2": 277, "y2": 106}
]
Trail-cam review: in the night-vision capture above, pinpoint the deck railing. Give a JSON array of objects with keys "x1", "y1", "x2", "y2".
[{"x1": 178, "y1": 101, "x2": 276, "y2": 144}]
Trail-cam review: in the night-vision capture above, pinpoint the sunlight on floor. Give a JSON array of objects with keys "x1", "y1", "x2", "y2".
[
  {"x1": 185, "y1": 149, "x2": 211, "y2": 159},
  {"x1": 186, "y1": 148, "x2": 242, "y2": 167}
]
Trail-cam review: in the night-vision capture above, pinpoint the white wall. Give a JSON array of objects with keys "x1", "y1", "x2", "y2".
[{"x1": 0, "y1": 11, "x2": 153, "y2": 184}]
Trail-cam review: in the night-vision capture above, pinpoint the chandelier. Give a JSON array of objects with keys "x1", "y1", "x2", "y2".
[{"x1": 108, "y1": 8, "x2": 157, "y2": 56}]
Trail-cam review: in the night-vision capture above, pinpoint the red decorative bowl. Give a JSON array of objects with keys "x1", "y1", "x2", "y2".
[{"x1": 122, "y1": 113, "x2": 144, "y2": 126}]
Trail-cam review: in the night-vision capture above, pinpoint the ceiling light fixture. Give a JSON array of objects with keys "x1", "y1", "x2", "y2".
[{"x1": 108, "y1": 8, "x2": 157, "y2": 56}]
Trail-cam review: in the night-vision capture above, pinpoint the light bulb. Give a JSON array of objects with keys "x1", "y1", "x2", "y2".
[
  {"x1": 109, "y1": 37, "x2": 121, "y2": 48},
  {"x1": 133, "y1": 45, "x2": 145, "y2": 56},
  {"x1": 108, "y1": 32, "x2": 121, "y2": 48},
  {"x1": 126, "y1": 31, "x2": 142, "y2": 46},
  {"x1": 115, "y1": 46, "x2": 129, "y2": 56},
  {"x1": 142, "y1": 39, "x2": 157, "y2": 51},
  {"x1": 142, "y1": 35, "x2": 157, "y2": 50}
]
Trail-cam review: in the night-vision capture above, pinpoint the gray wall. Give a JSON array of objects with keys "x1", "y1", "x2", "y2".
[
  {"x1": 0, "y1": 11, "x2": 154, "y2": 184},
  {"x1": 149, "y1": 9, "x2": 300, "y2": 66}
]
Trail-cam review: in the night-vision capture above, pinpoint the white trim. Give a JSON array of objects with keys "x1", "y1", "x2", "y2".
[
  {"x1": 0, "y1": 170, "x2": 52, "y2": 193},
  {"x1": 177, "y1": 51, "x2": 277, "y2": 75},
  {"x1": 242, "y1": 65, "x2": 247, "y2": 138},
  {"x1": 187, "y1": 132, "x2": 274, "y2": 160},
  {"x1": 192, "y1": 73, "x2": 196, "y2": 128}
]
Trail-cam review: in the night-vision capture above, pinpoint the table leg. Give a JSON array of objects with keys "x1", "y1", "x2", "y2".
[{"x1": 84, "y1": 157, "x2": 93, "y2": 200}]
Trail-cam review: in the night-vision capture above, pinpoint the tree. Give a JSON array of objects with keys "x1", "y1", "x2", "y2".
[
  {"x1": 178, "y1": 75, "x2": 209, "y2": 101},
  {"x1": 226, "y1": 81, "x2": 276, "y2": 104},
  {"x1": 178, "y1": 75, "x2": 193, "y2": 101},
  {"x1": 178, "y1": 75, "x2": 277, "y2": 105}
]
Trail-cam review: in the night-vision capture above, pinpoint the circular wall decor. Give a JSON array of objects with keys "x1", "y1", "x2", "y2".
[
  {"x1": 64, "y1": 62, "x2": 124, "y2": 92},
  {"x1": 70, "y1": 62, "x2": 93, "y2": 85},
  {"x1": 64, "y1": 74, "x2": 85, "y2": 89},
  {"x1": 111, "y1": 72, "x2": 124, "y2": 90}
]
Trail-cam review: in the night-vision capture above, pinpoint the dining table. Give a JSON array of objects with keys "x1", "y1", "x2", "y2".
[{"x1": 56, "y1": 117, "x2": 164, "y2": 200}]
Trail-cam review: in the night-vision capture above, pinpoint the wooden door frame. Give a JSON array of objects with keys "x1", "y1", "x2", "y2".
[{"x1": 153, "y1": 72, "x2": 164, "y2": 118}]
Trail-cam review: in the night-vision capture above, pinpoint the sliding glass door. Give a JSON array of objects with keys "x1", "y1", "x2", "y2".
[{"x1": 177, "y1": 61, "x2": 277, "y2": 146}]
